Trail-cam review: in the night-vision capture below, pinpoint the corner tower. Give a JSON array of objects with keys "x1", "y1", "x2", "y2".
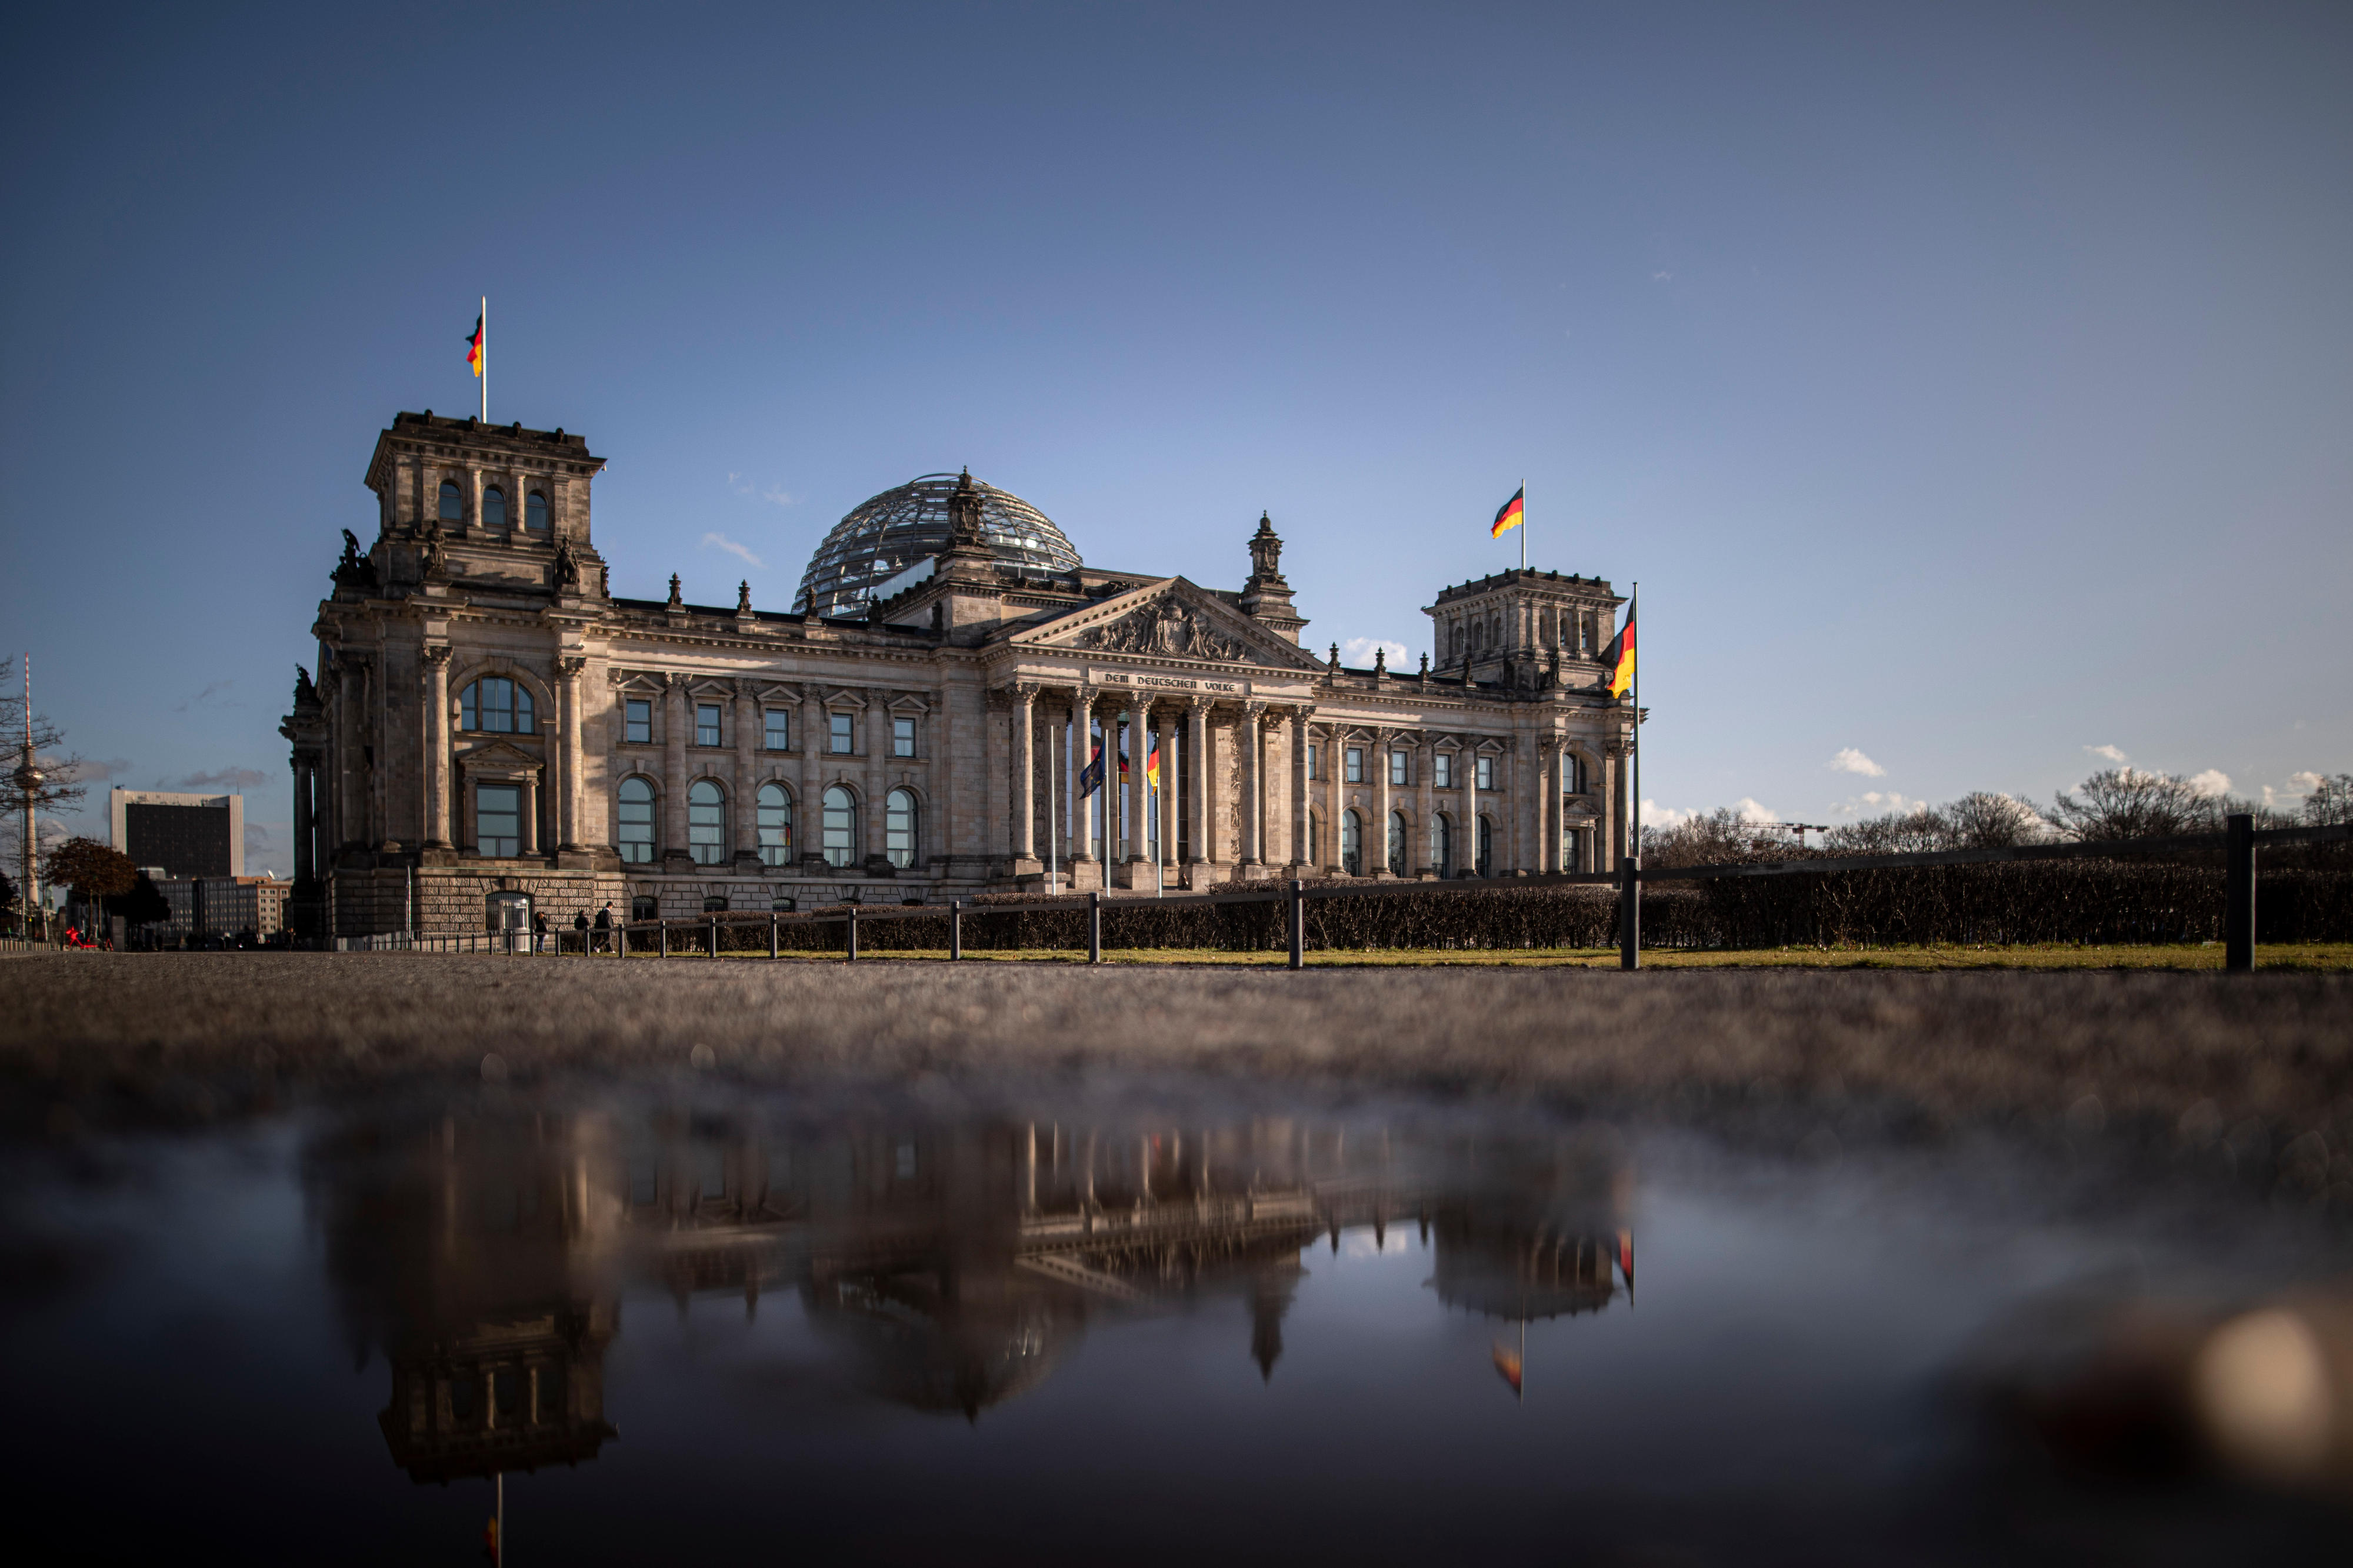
[{"x1": 359, "y1": 413, "x2": 609, "y2": 600}]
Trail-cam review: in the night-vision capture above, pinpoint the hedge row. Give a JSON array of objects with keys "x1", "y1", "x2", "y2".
[{"x1": 668, "y1": 861, "x2": 2353, "y2": 954}]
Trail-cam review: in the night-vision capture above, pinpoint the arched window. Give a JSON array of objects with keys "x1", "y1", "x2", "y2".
[
  {"x1": 630, "y1": 894, "x2": 658, "y2": 922},
  {"x1": 1308, "y1": 812, "x2": 1321, "y2": 866},
  {"x1": 616, "y1": 778, "x2": 655, "y2": 863},
  {"x1": 1341, "y1": 809, "x2": 1362, "y2": 878},
  {"x1": 1431, "y1": 812, "x2": 1454, "y2": 878},
  {"x1": 1388, "y1": 810, "x2": 1408, "y2": 877},
  {"x1": 482, "y1": 486, "x2": 507, "y2": 530},
  {"x1": 1476, "y1": 815, "x2": 1494, "y2": 878},
  {"x1": 687, "y1": 780, "x2": 726, "y2": 865},
  {"x1": 757, "y1": 783, "x2": 793, "y2": 866},
  {"x1": 438, "y1": 479, "x2": 461, "y2": 523},
  {"x1": 885, "y1": 788, "x2": 919, "y2": 869},
  {"x1": 524, "y1": 491, "x2": 549, "y2": 533},
  {"x1": 822, "y1": 786, "x2": 858, "y2": 867},
  {"x1": 461, "y1": 678, "x2": 534, "y2": 734}
]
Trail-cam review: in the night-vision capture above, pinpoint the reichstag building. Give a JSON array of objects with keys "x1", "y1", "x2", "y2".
[{"x1": 284, "y1": 411, "x2": 1636, "y2": 936}]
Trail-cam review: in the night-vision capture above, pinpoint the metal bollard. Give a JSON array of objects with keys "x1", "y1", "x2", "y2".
[
  {"x1": 846, "y1": 905, "x2": 859, "y2": 962},
  {"x1": 1088, "y1": 891, "x2": 1102, "y2": 965},
  {"x1": 1288, "y1": 879, "x2": 1305, "y2": 969},
  {"x1": 950, "y1": 900, "x2": 962, "y2": 961},
  {"x1": 708, "y1": 915, "x2": 719, "y2": 959},
  {"x1": 1619, "y1": 856, "x2": 1641, "y2": 971},
  {"x1": 769, "y1": 911, "x2": 779, "y2": 959},
  {"x1": 2225, "y1": 812, "x2": 2255, "y2": 973},
  {"x1": 659, "y1": 920, "x2": 669, "y2": 959}
]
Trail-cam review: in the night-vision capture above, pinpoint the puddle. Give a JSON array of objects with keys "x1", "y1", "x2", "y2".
[{"x1": 2, "y1": 1076, "x2": 2349, "y2": 1564}]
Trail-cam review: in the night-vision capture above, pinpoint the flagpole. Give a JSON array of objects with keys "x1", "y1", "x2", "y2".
[
  {"x1": 1621, "y1": 581, "x2": 1640, "y2": 971},
  {"x1": 479, "y1": 296, "x2": 488, "y2": 423},
  {"x1": 1519, "y1": 477, "x2": 1527, "y2": 572},
  {"x1": 1048, "y1": 715, "x2": 1059, "y2": 896}
]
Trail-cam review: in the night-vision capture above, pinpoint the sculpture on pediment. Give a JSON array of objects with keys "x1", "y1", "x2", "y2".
[
  {"x1": 1073, "y1": 599, "x2": 1247, "y2": 662},
  {"x1": 333, "y1": 529, "x2": 379, "y2": 591}
]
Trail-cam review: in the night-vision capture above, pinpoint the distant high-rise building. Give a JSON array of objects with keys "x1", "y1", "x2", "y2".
[{"x1": 110, "y1": 789, "x2": 243, "y2": 879}]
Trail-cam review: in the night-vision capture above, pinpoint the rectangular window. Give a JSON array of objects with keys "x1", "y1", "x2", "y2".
[
  {"x1": 829, "y1": 713, "x2": 854, "y2": 754},
  {"x1": 1307, "y1": 743, "x2": 1319, "y2": 780},
  {"x1": 695, "y1": 703, "x2": 722, "y2": 747},
  {"x1": 892, "y1": 716, "x2": 916, "y2": 757},
  {"x1": 1389, "y1": 751, "x2": 1409, "y2": 787},
  {"x1": 475, "y1": 784, "x2": 521, "y2": 858},
  {"x1": 1475, "y1": 756, "x2": 1495, "y2": 791},
  {"x1": 1434, "y1": 752, "x2": 1454, "y2": 788},
  {"x1": 1344, "y1": 747, "x2": 1364, "y2": 784},
  {"x1": 624, "y1": 699, "x2": 652, "y2": 745},
  {"x1": 764, "y1": 708, "x2": 790, "y2": 750}
]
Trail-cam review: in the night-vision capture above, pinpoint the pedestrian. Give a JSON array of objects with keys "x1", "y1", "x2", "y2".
[
  {"x1": 572, "y1": 908, "x2": 588, "y2": 955},
  {"x1": 532, "y1": 909, "x2": 549, "y2": 954},
  {"x1": 593, "y1": 902, "x2": 612, "y2": 954}
]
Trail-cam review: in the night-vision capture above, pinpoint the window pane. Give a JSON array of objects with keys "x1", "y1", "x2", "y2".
[
  {"x1": 438, "y1": 480, "x2": 461, "y2": 522},
  {"x1": 1388, "y1": 811, "x2": 1407, "y2": 876},
  {"x1": 758, "y1": 783, "x2": 792, "y2": 866},
  {"x1": 631, "y1": 895, "x2": 658, "y2": 922},
  {"x1": 476, "y1": 785, "x2": 521, "y2": 857},
  {"x1": 892, "y1": 717, "x2": 915, "y2": 757},
  {"x1": 1475, "y1": 756, "x2": 1494, "y2": 790},
  {"x1": 696, "y1": 703, "x2": 721, "y2": 747},
  {"x1": 1307, "y1": 743, "x2": 1318, "y2": 780},
  {"x1": 1435, "y1": 753, "x2": 1452, "y2": 788},
  {"x1": 515, "y1": 687, "x2": 533, "y2": 733},
  {"x1": 524, "y1": 492, "x2": 549, "y2": 532},
  {"x1": 461, "y1": 684, "x2": 478, "y2": 731},
  {"x1": 829, "y1": 713, "x2": 853, "y2": 753},
  {"x1": 483, "y1": 487, "x2": 506, "y2": 529},
  {"x1": 885, "y1": 788, "x2": 916, "y2": 868},
  {"x1": 1389, "y1": 752, "x2": 1408, "y2": 786},
  {"x1": 1345, "y1": 748, "x2": 1363, "y2": 783},
  {"x1": 616, "y1": 778, "x2": 655, "y2": 863},
  {"x1": 625, "y1": 699, "x2": 652, "y2": 745},
  {"x1": 764, "y1": 708, "x2": 789, "y2": 750},
  {"x1": 822, "y1": 786, "x2": 856, "y2": 867},
  {"x1": 1341, "y1": 810, "x2": 1361, "y2": 876},
  {"x1": 688, "y1": 780, "x2": 725, "y2": 864}
]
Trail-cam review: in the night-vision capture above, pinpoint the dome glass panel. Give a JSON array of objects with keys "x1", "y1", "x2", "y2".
[{"x1": 794, "y1": 473, "x2": 1079, "y2": 618}]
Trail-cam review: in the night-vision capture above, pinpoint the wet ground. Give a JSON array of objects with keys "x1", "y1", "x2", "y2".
[{"x1": 5, "y1": 1064, "x2": 2352, "y2": 1565}]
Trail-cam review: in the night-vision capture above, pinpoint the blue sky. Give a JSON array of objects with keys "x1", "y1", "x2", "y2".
[{"x1": 3, "y1": 2, "x2": 2347, "y2": 869}]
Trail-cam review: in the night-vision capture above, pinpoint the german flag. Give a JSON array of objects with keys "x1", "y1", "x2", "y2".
[
  {"x1": 1144, "y1": 738, "x2": 1161, "y2": 791},
  {"x1": 465, "y1": 314, "x2": 484, "y2": 378},
  {"x1": 1489, "y1": 486, "x2": 1525, "y2": 538},
  {"x1": 1601, "y1": 612, "x2": 1636, "y2": 698}
]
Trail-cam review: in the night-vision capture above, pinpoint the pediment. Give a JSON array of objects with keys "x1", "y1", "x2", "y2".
[
  {"x1": 456, "y1": 738, "x2": 542, "y2": 771},
  {"x1": 1013, "y1": 579, "x2": 1324, "y2": 672}
]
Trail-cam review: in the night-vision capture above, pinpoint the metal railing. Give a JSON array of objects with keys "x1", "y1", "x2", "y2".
[{"x1": 324, "y1": 816, "x2": 2346, "y2": 972}]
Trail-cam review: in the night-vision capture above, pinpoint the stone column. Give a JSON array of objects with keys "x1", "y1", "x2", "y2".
[
  {"x1": 1465, "y1": 742, "x2": 1481, "y2": 877},
  {"x1": 1068, "y1": 693, "x2": 1092, "y2": 867},
  {"x1": 1125, "y1": 696, "x2": 1154, "y2": 876},
  {"x1": 732, "y1": 679, "x2": 757, "y2": 864},
  {"x1": 1415, "y1": 735, "x2": 1434, "y2": 877},
  {"x1": 291, "y1": 756, "x2": 314, "y2": 883},
  {"x1": 1322, "y1": 726, "x2": 1342, "y2": 875},
  {"x1": 1287, "y1": 710, "x2": 1309, "y2": 871},
  {"x1": 1159, "y1": 708, "x2": 1178, "y2": 872},
  {"x1": 867, "y1": 698, "x2": 888, "y2": 866},
  {"x1": 520, "y1": 775, "x2": 539, "y2": 856},
  {"x1": 662, "y1": 676, "x2": 687, "y2": 858},
  {"x1": 1238, "y1": 702, "x2": 1264, "y2": 867},
  {"x1": 1373, "y1": 729, "x2": 1394, "y2": 877},
  {"x1": 1014, "y1": 685, "x2": 1037, "y2": 865},
  {"x1": 422, "y1": 648, "x2": 452, "y2": 849},
  {"x1": 339, "y1": 658, "x2": 369, "y2": 850},
  {"x1": 799, "y1": 685, "x2": 822, "y2": 865},
  {"x1": 558, "y1": 657, "x2": 586, "y2": 850},
  {"x1": 1185, "y1": 699, "x2": 1209, "y2": 868}
]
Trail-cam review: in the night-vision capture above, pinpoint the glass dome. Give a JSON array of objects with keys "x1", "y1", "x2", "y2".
[{"x1": 793, "y1": 472, "x2": 1081, "y2": 618}]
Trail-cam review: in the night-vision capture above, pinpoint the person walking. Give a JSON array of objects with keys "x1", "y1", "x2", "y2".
[
  {"x1": 532, "y1": 909, "x2": 549, "y2": 955},
  {"x1": 593, "y1": 902, "x2": 612, "y2": 954},
  {"x1": 572, "y1": 909, "x2": 589, "y2": 956}
]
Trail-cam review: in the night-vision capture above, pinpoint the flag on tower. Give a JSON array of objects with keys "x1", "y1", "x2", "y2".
[
  {"x1": 1489, "y1": 486, "x2": 1525, "y2": 538},
  {"x1": 465, "y1": 313, "x2": 485, "y2": 378},
  {"x1": 1602, "y1": 611, "x2": 1637, "y2": 698}
]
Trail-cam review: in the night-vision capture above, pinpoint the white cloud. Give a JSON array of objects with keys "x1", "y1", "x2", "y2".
[
  {"x1": 2186, "y1": 769, "x2": 2231, "y2": 799},
  {"x1": 2085, "y1": 743, "x2": 2129, "y2": 765},
  {"x1": 1832, "y1": 790, "x2": 1919, "y2": 818},
  {"x1": 1651, "y1": 271, "x2": 1673, "y2": 282},
  {"x1": 168, "y1": 766, "x2": 269, "y2": 791},
  {"x1": 1731, "y1": 798, "x2": 1779, "y2": 824},
  {"x1": 728, "y1": 473, "x2": 795, "y2": 508},
  {"x1": 2289, "y1": 770, "x2": 2324, "y2": 794},
  {"x1": 1827, "y1": 748, "x2": 1885, "y2": 778},
  {"x1": 1640, "y1": 799, "x2": 1696, "y2": 829},
  {"x1": 761, "y1": 485, "x2": 795, "y2": 508},
  {"x1": 700, "y1": 532, "x2": 765, "y2": 571},
  {"x1": 1341, "y1": 636, "x2": 1409, "y2": 668}
]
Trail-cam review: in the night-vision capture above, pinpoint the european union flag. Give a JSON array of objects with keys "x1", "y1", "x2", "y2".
[{"x1": 1078, "y1": 746, "x2": 1105, "y2": 799}]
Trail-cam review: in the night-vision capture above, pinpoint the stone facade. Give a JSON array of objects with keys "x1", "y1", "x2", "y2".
[{"x1": 285, "y1": 412, "x2": 1638, "y2": 938}]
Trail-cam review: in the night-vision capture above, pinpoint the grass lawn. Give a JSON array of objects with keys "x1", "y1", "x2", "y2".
[{"x1": 696, "y1": 942, "x2": 2353, "y2": 970}]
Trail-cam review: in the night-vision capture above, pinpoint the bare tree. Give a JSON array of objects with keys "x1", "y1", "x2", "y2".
[
  {"x1": 1643, "y1": 808, "x2": 1787, "y2": 867},
  {"x1": 2304, "y1": 774, "x2": 2353, "y2": 827},
  {"x1": 2048, "y1": 768, "x2": 2208, "y2": 841},
  {"x1": 1826, "y1": 806, "x2": 1950, "y2": 855},
  {"x1": 1943, "y1": 791, "x2": 2047, "y2": 848}
]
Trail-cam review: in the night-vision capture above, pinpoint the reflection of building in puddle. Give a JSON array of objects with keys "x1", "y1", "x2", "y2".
[
  {"x1": 309, "y1": 1115, "x2": 626, "y2": 1483},
  {"x1": 313, "y1": 1107, "x2": 1635, "y2": 1449}
]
